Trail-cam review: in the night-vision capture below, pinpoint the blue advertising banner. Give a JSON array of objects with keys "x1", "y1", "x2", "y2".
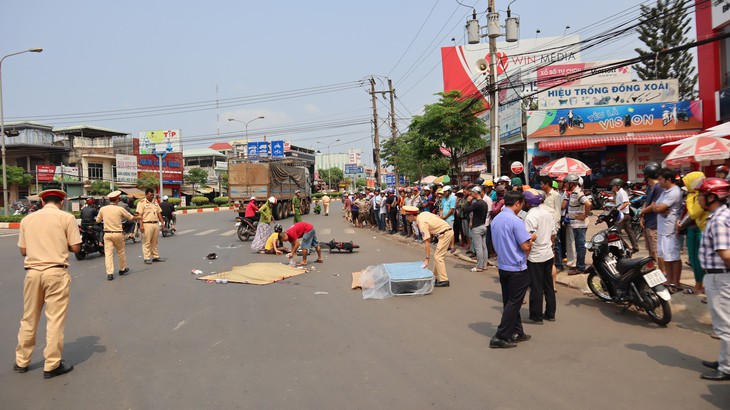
[
  {"x1": 526, "y1": 100, "x2": 703, "y2": 138},
  {"x1": 271, "y1": 140, "x2": 285, "y2": 158},
  {"x1": 385, "y1": 173, "x2": 396, "y2": 186}
]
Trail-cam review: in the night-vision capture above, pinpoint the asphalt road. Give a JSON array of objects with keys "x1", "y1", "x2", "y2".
[{"x1": 0, "y1": 202, "x2": 728, "y2": 409}]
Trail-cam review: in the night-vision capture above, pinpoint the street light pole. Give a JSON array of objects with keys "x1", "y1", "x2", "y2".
[
  {"x1": 228, "y1": 116, "x2": 265, "y2": 158},
  {"x1": 317, "y1": 139, "x2": 340, "y2": 190},
  {"x1": 1, "y1": 48, "x2": 43, "y2": 216}
]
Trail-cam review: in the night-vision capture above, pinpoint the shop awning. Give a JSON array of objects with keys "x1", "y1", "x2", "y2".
[
  {"x1": 120, "y1": 187, "x2": 146, "y2": 198},
  {"x1": 537, "y1": 131, "x2": 699, "y2": 152}
]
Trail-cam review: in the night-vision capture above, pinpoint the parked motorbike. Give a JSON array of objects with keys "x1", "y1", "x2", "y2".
[
  {"x1": 590, "y1": 185, "x2": 614, "y2": 211},
  {"x1": 235, "y1": 216, "x2": 257, "y2": 241},
  {"x1": 584, "y1": 206, "x2": 671, "y2": 326},
  {"x1": 558, "y1": 117, "x2": 568, "y2": 135},
  {"x1": 628, "y1": 192, "x2": 645, "y2": 242},
  {"x1": 76, "y1": 225, "x2": 105, "y2": 260},
  {"x1": 161, "y1": 216, "x2": 175, "y2": 237},
  {"x1": 572, "y1": 115, "x2": 585, "y2": 129}
]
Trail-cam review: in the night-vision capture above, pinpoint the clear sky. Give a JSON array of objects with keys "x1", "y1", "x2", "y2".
[{"x1": 2, "y1": 0, "x2": 680, "y2": 165}]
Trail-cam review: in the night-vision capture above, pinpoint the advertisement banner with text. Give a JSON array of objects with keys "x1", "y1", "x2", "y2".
[
  {"x1": 536, "y1": 61, "x2": 633, "y2": 89},
  {"x1": 139, "y1": 129, "x2": 182, "y2": 155},
  {"x1": 115, "y1": 154, "x2": 138, "y2": 184},
  {"x1": 538, "y1": 79, "x2": 679, "y2": 109},
  {"x1": 526, "y1": 100, "x2": 702, "y2": 138}
]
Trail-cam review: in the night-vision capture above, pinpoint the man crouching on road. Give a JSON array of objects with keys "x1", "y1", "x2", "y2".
[
  {"x1": 403, "y1": 205, "x2": 453, "y2": 287},
  {"x1": 279, "y1": 222, "x2": 323, "y2": 266}
]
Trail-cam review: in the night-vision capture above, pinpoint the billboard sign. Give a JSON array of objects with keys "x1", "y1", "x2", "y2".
[
  {"x1": 499, "y1": 71, "x2": 523, "y2": 140},
  {"x1": 538, "y1": 79, "x2": 679, "y2": 109},
  {"x1": 35, "y1": 165, "x2": 80, "y2": 182},
  {"x1": 441, "y1": 35, "x2": 582, "y2": 104},
  {"x1": 115, "y1": 154, "x2": 138, "y2": 184},
  {"x1": 35, "y1": 165, "x2": 56, "y2": 182},
  {"x1": 526, "y1": 100, "x2": 703, "y2": 138},
  {"x1": 536, "y1": 61, "x2": 633, "y2": 89},
  {"x1": 385, "y1": 173, "x2": 396, "y2": 186},
  {"x1": 256, "y1": 141, "x2": 269, "y2": 158},
  {"x1": 247, "y1": 142, "x2": 258, "y2": 158},
  {"x1": 344, "y1": 164, "x2": 363, "y2": 174},
  {"x1": 713, "y1": 0, "x2": 730, "y2": 29},
  {"x1": 139, "y1": 129, "x2": 181, "y2": 155},
  {"x1": 271, "y1": 140, "x2": 285, "y2": 158}
]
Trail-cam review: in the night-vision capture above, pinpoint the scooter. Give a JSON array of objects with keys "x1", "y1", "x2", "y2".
[
  {"x1": 584, "y1": 206, "x2": 671, "y2": 326},
  {"x1": 558, "y1": 117, "x2": 568, "y2": 135},
  {"x1": 161, "y1": 216, "x2": 175, "y2": 237},
  {"x1": 76, "y1": 224, "x2": 105, "y2": 260},
  {"x1": 235, "y1": 216, "x2": 257, "y2": 241},
  {"x1": 572, "y1": 115, "x2": 585, "y2": 129}
]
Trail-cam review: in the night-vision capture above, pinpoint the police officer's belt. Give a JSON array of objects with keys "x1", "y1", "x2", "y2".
[
  {"x1": 705, "y1": 268, "x2": 730, "y2": 274},
  {"x1": 144, "y1": 221, "x2": 158, "y2": 224},
  {"x1": 25, "y1": 264, "x2": 67, "y2": 270},
  {"x1": 104, "y1": 231, "x2": 122, "y2": 233}
]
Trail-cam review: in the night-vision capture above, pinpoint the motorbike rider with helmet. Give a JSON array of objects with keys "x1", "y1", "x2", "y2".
[
  {"x1": 159, "y1": 195, "x2": 176, "y2": 232},
  {"x1": 611, "y1": 178, "x2": 640, "y2": 253},
  {"x1": 716, "y1": 165, "x2": 729, "y2": 181},
  {"x1": 696, "y1": 177, "x2": 730, "y2": 381},
  {"x1": 80, "y1": 198, "x2": 102, "y2": 246}
]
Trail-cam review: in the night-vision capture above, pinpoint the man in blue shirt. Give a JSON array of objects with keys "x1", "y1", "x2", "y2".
[
  {"x1": 440, "y1": 185, "x2": 457, "y2": 251},
  {"x1": 490, "y1": 191, "x2": 535, "y2": 348}
]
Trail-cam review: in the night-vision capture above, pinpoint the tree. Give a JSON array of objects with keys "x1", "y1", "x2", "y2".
[
  {"x1": 317, "y1": 167, "x2": 344, "y2": 188},
  {"x1": 88, "y1": 180, "x2": 111, "y2": 196},
  {"x1": 355, "y1": 178, "x2": 367, "y2": 188},
  {"x1": 633, "y1": 0, "x2": 697, "y2": 100},
  {"x1": 383, "y1": 90, "x2": 486, "y2": 181},
  {"x1": 137, "y1": 172, "x2": 159, "y2": 190},
  {"x1": 219, "y1": 172, "x2": 228, "y2": 189},
  {"x1": 185, "y1": 167, "x2": 209, "y2": 193},
  {"x1": 2, "y1": 165, "x2": 33, "y2": 187}
]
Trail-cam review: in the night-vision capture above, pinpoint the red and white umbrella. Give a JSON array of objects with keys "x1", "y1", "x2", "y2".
[
  {"x1": 539, "y1": 157, "x2": 593, "y2": 177},
  {"x1": 663, "y1": 136, "x2": 730, "y2": 167}
]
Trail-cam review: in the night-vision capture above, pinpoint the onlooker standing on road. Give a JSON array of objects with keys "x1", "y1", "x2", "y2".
[
  {"x1": 696, "y1": 177, "x2": 730, "y2": 381},
  {"x1": 523, "y1": 189, "x2": 557, "y2": 324},
  {"x1": 15, "y1": 189, "x2": 81, "y2": 379},
  {"x1": 136, "y1": 188, "x2": 165, "y2": 265},
  {"x1": 643, "y1": 168, "x2": 683, "y2": 291},
  {"x1": 490, "y1": 191, "x2": 534, "y2": 348},
  {"x1": 440, "y1": 185, "x2": 456, "y2": 250},
  {"x1": 565, "y1": 174, "x2": 591, "y2": 275},
  {"x1": 682, "y1": 172, "x2": 710, "y2": 295},
  {"x1": 639, "y1": 162, "x2": 663, "y2": 272},
  {"x1": 97, "y1": 191, "x2": 136, "y2": 280},
  {"x1": 465, "y1": 186, "x2": 490, "y2": 271},
  {"x1": 612, "y1": 178, "x2": 640, "y2": 252}
]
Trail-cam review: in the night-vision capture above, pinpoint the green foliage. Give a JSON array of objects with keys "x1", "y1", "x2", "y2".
[
  {"x1": 134, "y1": 198, "x2": 141, "y2": 207},
  {"x1": 191, "y1": 196, "x2": 210, "y2": 206},
  {"x1": 329, "y1": 192, "x2": 343, "y2": 198},
  {"x1": 317, "y1": 167, "x2": 344, "y2": 188},
  {"x1": 312, "y1": 192, "x2": 324, "y2": 199},
  {"x1": 382, "y1": 90, "x2": 485, "y2": 181},
  {"x1": 177, "y1": 204, "x2": 228, "y2": 210},
  {"x1": 185, "y1": 168, "x2": 209, "y2": 193},
  {"x1": 2, "y1": 165, "x2": 33, "y2": 187},
  {"x1": 0, "y1": 215, "x2": 24, "y2": 222},
  {"x1": 633, "y1": 0, "x2": 697, "y2": 100},
  {"x1": 355, "y1": 178, "x2": 367, "y2": 188},
  {"x1": 219, "y1": 172, "x2": 228, "y2": 189},
  {"x1": 213, "y1": 196, "x2": 230, "y2": 205},
  {"x1": 137, "y1": 172, "x2": 159, "y2": 189},
  {"x1": 168, "y1": 198, "x2": 182, "y2": 206},
  {"x1": 88, "y1": 180, "x2": 111, "y2": 196}
]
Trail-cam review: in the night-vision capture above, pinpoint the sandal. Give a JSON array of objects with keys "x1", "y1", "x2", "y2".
[
  {"x1": 314, "y1": 259, "x2": 324, "y2": 263},
  {"x1": 683, "y1": 288, "x2": 695, "y2": 295},
  {"x1": 296, "y1": 262, "x2": 308, "y2": 267},
  {"x1": 469, "y1": 267, "x2": 484, "y2": 272}
]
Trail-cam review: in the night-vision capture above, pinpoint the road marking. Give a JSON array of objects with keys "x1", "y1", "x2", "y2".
[
  {"x1": 195, "y1": 229, "x2": 219, "y2": 236},
  {"x1": 320, "y1": 228, "x2": 331, "y2": 235},
  {"x1": 220, "y1": 229, "x2": 237, "y2": 236},
  {"x1": 344, "y1": 228, "x2": 355, "y2": 234},
  {"x1": 0, "y1": 232, "x2": 18, "y2": 237},
  {"x1": 176, "y1": 229, "x2": 196, "y2": 235}
]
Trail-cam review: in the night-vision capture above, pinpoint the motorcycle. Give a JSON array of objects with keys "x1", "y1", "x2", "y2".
[
  {"x1": 75, "y1": 225, "x2": 105, "y2": 260},
  {"x1": 584, "y1": 206, "x2": 672, "y2": 326},
  {"x1": 628, "y1": 192, "x2": 645, "y2": 242},
  {"x1": 590, "y1": 185, "x2": 614, "y2": 211},
  {"x1": 558, "y1": 117, "x2": 568, "y2": 135},
  {"x1": 123, "y1": 217, "x2": 141, "y2": 244},
  {"x1": 161, "y1": 216, "x2": 175, "y2": 237},
  {"x1": 235, "y1": 216, "x2": 257, "y2": 241},
  {"x1": 571, "y1": 115, "x2": 585, "y2": 129}
]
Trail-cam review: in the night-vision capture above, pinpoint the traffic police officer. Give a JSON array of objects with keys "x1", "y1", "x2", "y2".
[
  {"x1": 403, "y1": 205, "x2": 453, "y2": 287},
  {"x1": 292, "y1": 190, "x2": 303, "y2": 223},
  {"x1": 96, "y1": 191, "x2": 135, "y2": 281},
  {"x1": 137, "y1": 188, "x2": 164, "y2": 264},
  {"x1": 15, "y1": 189, "x2": 81, "y2": 379}
]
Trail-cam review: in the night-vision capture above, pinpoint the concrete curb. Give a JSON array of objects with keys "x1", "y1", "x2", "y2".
[
  {"x1": 177, "y1": 206, "x2": 235, "y2": 215},
  {"x1": 0, "y1": 222, "x2": 20, "y2": 229}
]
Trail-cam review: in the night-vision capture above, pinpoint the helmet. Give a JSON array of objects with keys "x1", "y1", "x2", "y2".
[
  {"x1": 162, "y1": 195, "x2": 169, "y2": 201},
  {"x1": 698, "y1": 177, "x2": 730, "y2": 200},
  {"x1": 523, "y1": 188, "x2": 543, "y2": 206},
  {"x1": 86, "y1": 198, "x2": 96, "y2": 205},
  {"x1": 483, "y1": 179, "x2": 493, "y2": 187},
  {"x1": 398, "y1": 187, "x2": 405, "y2": 192},
  {"x1": 610, "y1": 178, "x2": 624, "y2": 187},
  {"x1": 564, "y1": 174, "x2": 580, "y2": 184},
  {"x1": 470, "y1": 185, "x2": 483, "y2": 194},
  {"x1": 462, "y1": 175, "x2": 470, "y2": 181},
  {"x1": 268, "y1": 196, "x2": 277, "y2": 204},
  {"x1": 643, "y1": 162, "x2": 660, "y2": 179},
  {"x1": 499, "y1": 176, "x2": 511, "y2": 183},
  {"x1": 274, "y1": 223, "x2": 283, "y2": 233},
  {"x1": 442, "y1": 185, "x2": 452, "y2": 192},
  {"x1": 716, "y1": 165, "x2": 729, "y2": 175},
  {"x1": 475, "y1": 177, "x2": 485, "y2": 185}
]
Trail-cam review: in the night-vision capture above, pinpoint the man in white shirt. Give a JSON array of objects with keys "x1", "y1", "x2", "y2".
[
  {"x1": 524, "y1": 189, "x2": 557, "y2": 324},
  {"x1": 611, "y1": 178, "x2": 639, "y2": 252}
]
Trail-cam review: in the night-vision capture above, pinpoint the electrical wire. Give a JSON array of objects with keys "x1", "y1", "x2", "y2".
[{"x1": 387, "y1": 0, "x2": 442, "y2": 77}]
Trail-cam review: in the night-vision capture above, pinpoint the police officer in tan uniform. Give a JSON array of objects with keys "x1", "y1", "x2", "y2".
[
  {"x1": 137, "y1": 188, "x2": 164, "y2": 264},
  {"x1": 403, "y1": 205, "x2": 454, "y2": 287},
  {"x1": 96, "y1": 190, "x2": 135, "y2": 281},
  {"x1": 14, "y1": 189, "x2": 81, "y2": 379}
]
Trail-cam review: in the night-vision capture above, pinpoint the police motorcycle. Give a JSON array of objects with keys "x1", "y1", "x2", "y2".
[
  {"x1": 584, "y1": 203, "x2": 672, "y2": 326},
  {"x1": 76, "y1": 224, "x2": 105, "y2": 260}
]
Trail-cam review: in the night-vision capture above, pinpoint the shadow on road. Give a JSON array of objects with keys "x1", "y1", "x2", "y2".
[
  {"x1": 64, "y1": 335, "x2": 106, "y2": 366},
  {"x1": 468, "y1": 321, "x2": 496, "y2": 337},
  {"x1": 565, "y1": 297, "x2": 665, "y2": 329},
  {"x1": 702, "y1": 384, "x2": 730, "y2": 409},
  {"x1": 479, "y1": 290, "x2": 503, "y2": 303}
]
